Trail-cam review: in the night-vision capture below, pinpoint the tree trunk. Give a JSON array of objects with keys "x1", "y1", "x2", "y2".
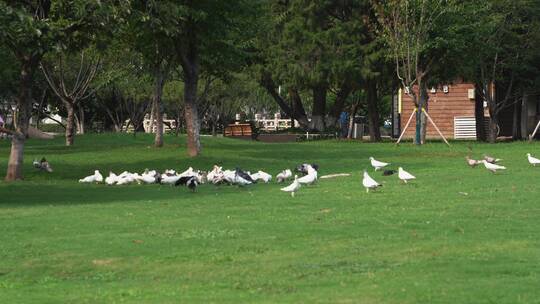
[
  {"x1": 415, "y1": 85, "x2": 428, "y2": 145},
  {"x1": 347, "y1": 102, "x2": 359, "y2": 139},
  {"x1": 289, "y1": 88, "x2": 310, "y2": 128},
  {"x1": 512, "y1": 98, "x2": 521, "y2": 140},
  {"x1": 184, "y1": 79, "x2": 200, "y2": 156},
  {"x1": 474, "y1": 84, "x2": 486, "y2": 141},
  {"x1": 153, "y1": 70, "x2": 165, "y2": 148},
  {"x1": 77, "y1": 105, "x2": 85, "y2": 134},
  {"x1": 5, "y1": 59, "x2": 35, "y2": 181},
  {"x1": 521, "y1": 93, "x2": 528, "y2": 139},
  {"x1": 183, "y1": 62, "x2": 201, "y2": 157},
  {"x1": 366, "y1": 80, "x2": 381, "y2": 142},
  {"x1": 259, "y1": 72, "x2": 309, "y2": 130},
  {"x1": 65, "y1": 101, "x2": 75, "y2": 146},
  {"x1": 488, "y1": 115, "x2": 498, "y2": 143},
  {"x1": 310, "y1": 84, "x2": 327, "y2": 132},
  {"x1": 327, "y1": 82, "x2": 353, "y2": 128}
]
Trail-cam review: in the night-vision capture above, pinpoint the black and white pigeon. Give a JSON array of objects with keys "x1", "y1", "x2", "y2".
[
  {"x1": 33, "y1": 157, "x2": 53, "y2": 172},
  {"x1": 175, "y1": 175, "x2": 199, "y2": 192},
  {"x1": 235, "y1": 168, "x2": 256, "y2": 185},
  {"x1": 484, "y1": 154, "x2": 502, "y2": 164},
  {"x1": 296, "y1": 163, "x2": 319, "y2": 175}
]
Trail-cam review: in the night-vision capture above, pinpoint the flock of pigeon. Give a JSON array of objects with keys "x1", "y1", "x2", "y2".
[
  {"x1": 76, "y1": 152, "x2": 540, "y2": 197},
  {"x1": 466, "y1": 153, "x2": 540, "y2": 172},
  {"x1": 78, "y1": 164, "x2": 319, "y2": 196}
]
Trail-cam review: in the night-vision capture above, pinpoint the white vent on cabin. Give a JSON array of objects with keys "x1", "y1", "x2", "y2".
[
  {"x1": 430, "y1": 87, "x2": 436, "y2": 93},
  {"x1": 443, "y1": 85, "x2": 449, "y2": 93},
  {"x1": 468, "y1": 88, "x2": 475, "y2": 99},
  {"x1": 454, "y1": 116, "x2": 476, "y2": 139}
]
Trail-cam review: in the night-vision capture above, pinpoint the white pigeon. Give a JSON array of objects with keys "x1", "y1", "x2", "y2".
[
  {"x1": 362, "y1": 171, "x2": 381, "y2": 193},
  {"x1": 105, "y1": 172, "x2": 119, "y2": 185},
  {"x1": 297, "y1": 166, "x2": 317, "y2": 185},
  {"x1": 94, "y1": 170, "x2": 103, "y2": 183},
  {"x1": 251, "y1": 170, "x2": 272, "y2": 183},
  {"x1": 222, "y1": 170, "x2": 236, "y2": 184},
  {"x1": 116, "y1": 174, "x2": 135, "y2": 185},
  {"x1": 178, "y1": 167, "x2": 194, "y2": 178},
  {"x1": 481, "y1": 160, "x2": 506, "y2": 173},
  {"x1": 281, "y1": 175, "x2": 300, "y2": 197},
  {"x1": 398, "y1": 167, "x2": 416, "y2": 183},
  {"x1": 276, "y1": 169, "x2": 292, "y2": 183},
  {"x1": 164, "y1": 169, "x2": 176, "y2": 175},
  {"x1": 137, "y1": 173, "x2": 157, "y2": 184},
  {"x1": 527, "y1": 153, "x2": 540, "y2": 166},
  {"x1": 79, "y1": 174, "x2": 96, "y2": 183},
  {"x1": 160, "y1": 174, "x2": 182, "y2": 185},
  {"x1": 369, "y1": 157, "x2": 389, "y2": 171},
  {"x1": 79, "y1": 170, "x2": 102, "y2": 183},
  {"x1": 207, "y1": 165, "x2": 222, "y2": 182}
]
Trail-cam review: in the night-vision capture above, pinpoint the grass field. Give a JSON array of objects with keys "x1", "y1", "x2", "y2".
[{"x1": 1, "y1": 133, "x2": 539, "y2": 303}]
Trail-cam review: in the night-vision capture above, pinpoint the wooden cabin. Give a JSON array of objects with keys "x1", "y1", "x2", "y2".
[
  {"x1": 394, "y1": 81, "x2": 478, "y2": 140},
  {"x1": 392, "y1": 80, "x2": 540, "y2": 141}
]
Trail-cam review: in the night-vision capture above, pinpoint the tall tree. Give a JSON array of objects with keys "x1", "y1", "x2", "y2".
[
  {"x1": 0, "y1": 0, "x2": 124, "y2": 180},
  {"x1": 156, "y1": 0, "x2": 258, "y2": 156},
  {"x1": 461, "y1": 0, "x2": 540, "y2": 143},
  {"x1": 127, "y1": 1, "x2": 181, "y2": 147},
  {"x1": 374, "y1": 0, "x2": 464, "y2": 144},
  {"x1": 41, "y1": 50, "x2": 100, "y2": 146}
]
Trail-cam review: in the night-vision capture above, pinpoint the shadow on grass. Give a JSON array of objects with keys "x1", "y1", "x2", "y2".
[{"x1": 0, "y1": 182, "x2": 249, "y2": 207}]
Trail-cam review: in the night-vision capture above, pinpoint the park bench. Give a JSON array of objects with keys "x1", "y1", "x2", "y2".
[{"x1": 224, "y1": 123, "x2": 252, "y2": 137}]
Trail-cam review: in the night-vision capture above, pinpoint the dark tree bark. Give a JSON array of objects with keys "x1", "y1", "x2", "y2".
[
  {"x1": 288, "y1": 88, "x2": 309, "y2": 128},
  {"x1": 327, "y1": 82, "x2": 353, "y2": 128},
  {"x1": 474, "y1": 83, "x2": 487, "y2": 141},
  {"x1": 512, "y1": 97, "x2": 521, "y2": 140},
  {"x1": 310, "y1": 84, "x2": 327, "y2": 132},
  {"x1": 259, "y1": 72, "x2": 309, "y2": 130},
  {"x1": 520, "y1": 93, "x2": 528, "y2": 139},
  {"x1": 366, "y1": 80, "x2": 381, "y2": 142},
  {"x1": 488, "y1": 115, "x2": 498, "y2": 143}
]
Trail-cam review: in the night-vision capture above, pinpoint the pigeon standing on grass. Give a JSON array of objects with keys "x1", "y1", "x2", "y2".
[
  {"x1": 175, "y1": 176, "x2": 199, "y2": 192},
  {"x1": 363, "y1": 171, "x2": 382, "y2": 193},
  {"x1": 369, "y1": 157, "x2": 389, "y2": 171},
  {"x1": 484, "y1": 155, "x2": 502, "y2": 164},
  {"x1": 481, "y1": 160, "x2": 506, "y2": 173},
  {"x1": 276, "y1": 169, "x2": 292, "y2": 183},
  {"x1": 297, "y1": 165, "x2": 317, "y2": 185},
  {"x1": 105, "y1": 172, "x2": 119, "y2": 185},
  {"x1": 465, "y1": 156, "x2": 481, "y2": 168},
  {"x1": 527, "y1": 153, "x2": 540, "y2": 166},
  {"x1": 281, "y1": 175, "x2": 300, "y2": 197},
  {"x1": 398, "y1": 167, "x2": 416, "y2": 183},
  {"x1": 79, "y1": 170, "x2": 103, "y2": 183},
  {"x1": 33, "y1": 158, "x2": 53, "y2": 172}
]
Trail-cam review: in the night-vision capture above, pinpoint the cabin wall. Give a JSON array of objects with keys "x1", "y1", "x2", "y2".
[{"x1": 399, "y1": 82, "x2": 476, "y2": 139}]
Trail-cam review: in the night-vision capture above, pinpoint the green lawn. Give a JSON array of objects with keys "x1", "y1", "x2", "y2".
[{"x1": 1, "y1": 134, "x2": 539, "y2": 303}]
